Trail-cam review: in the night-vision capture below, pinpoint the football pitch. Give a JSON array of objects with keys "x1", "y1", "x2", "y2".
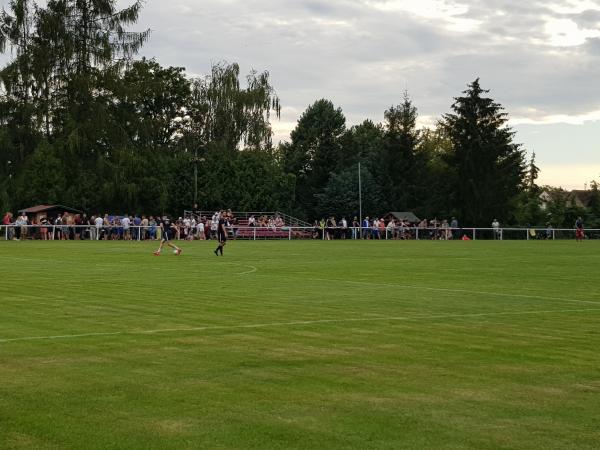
[{"x1": 1, "y1": 240, "x2": 599, "y2": 449}]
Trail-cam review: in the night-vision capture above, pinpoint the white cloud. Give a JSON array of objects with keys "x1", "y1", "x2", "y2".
[
  {"x1": 364, "y1": 0, "x2": 481, "y2": 31},
  {"x1": 511, "y1": 110, "x2": 600, "y2": 126},
  {"x1": 364, "y1": 0, "x2": 468, "y2": 18},
  {"x1": 543, "y1": 17, "x2": 600, "y2": 47},
  {"x1": 547, "y1": 0, "x2": 600, "y2": 14}
]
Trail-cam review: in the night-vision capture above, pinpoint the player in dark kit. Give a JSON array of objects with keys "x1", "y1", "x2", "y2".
[
  {"x1": 153, "y1": 216, "x2": 182, "y2": 256},
  {"x1": 214, "y1": 211, "x2": 228, "y2": 256}
]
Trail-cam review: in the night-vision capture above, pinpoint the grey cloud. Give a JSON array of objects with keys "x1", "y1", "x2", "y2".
[
  {"x1": 2, "y1": 0, "x2": 600, "y2": 168},
  {"x1": 570, "y1": 9, "x2": 600, "y2": 28}
]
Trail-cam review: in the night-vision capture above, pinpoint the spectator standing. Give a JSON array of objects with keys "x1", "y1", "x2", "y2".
[
  {"x1": 450, "y1": 217, "x2": 459, "y2": 240},
  {"x1": 122, "y1": 215, "x2": 131, "y2": 240},
  {"x1": 14, "y1": 213, "x2": 27, "y2": 240},
  {"x1": 312, "y1": 220, "x2": 319, "y2": 239},
  {"x1": 183, "y1": 216, "x2": 191, "y2": 240},
  {"x1": 575, "y1": 217, "x2": 585, "y2": 242},
  {"x1": 81, "y1": 214, "x2": 91, "y2": 240},
  {"x1": 362, "y1": 217, "x2": 370, "y2": 239},
  {"x1": 372, "y1": 218, "x2": 380, "y2": 240},
  {"x1": 148, "y1": 216, "x2": 157, "y2": 240},
  {"x1": 197, "y1": 219, "x2": 205, "y2": 240},
  {"x1": 141, "y1": 215, "x2": 149, "y2": 240},
  {"x1": 441, "y1": 219, "x2": 450, "y2": 240},
  {"x1": 64, "y1": 214, "x2": 73, "y2": 240},
  {"x1": 211, "y1": 212, "x2": 220, "y2": 240},
  {"x1": 133, "y1": 215, "x2": 142, "y2": 240},
  {"x1": 417, "y1": 219, "x2": 427, "y2": 240},
  {"x1": 40, "y1": 217, "x2": 50, "y2": 240},
  {"x1": 20, "y1": 212, "x2": 29, "y2": 240},
  {"x1": 94, "y1": 215, "x2": 103, "y2": 240},
  {"x1": 352, "y1": 217, "x2": 359, "y2": 239},
  {"x1": 325, "y1": 216, "x2": 334, "y2": 240},
  {"x1": 2, "y1": 212, "x2": 13, "y2": 240},
  {"x1": 492, "y1": 219, "x2": 501, "y2": 240},
  {"x1": 54, "y1": 214, "x2": 63, "y2": 240},
  {"x1": 386, "y1": 219, "x2": 395, "y2": 240},
  {"x1": 378, "y1": 218, "x2": 386, "y2": 239},
  {"x1": 74, "y1": 214, "x2": 82, "y2": 240}
]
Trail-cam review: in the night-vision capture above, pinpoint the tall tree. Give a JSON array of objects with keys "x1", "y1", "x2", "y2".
[
  {"x1": 282, "y1": 99, "x2": 346, "y2": 218},
  {"x1": 418, "y1": 125, "x2": 454, "y2": 219},
  {"x1": 315, "y1": 165, "x2": 384, "y2": 219},
  {"x1": 187, "y1": 62, "x2": 280, "y2": 155},
  {"x1": 382, "y1": 92, "x2": 426, "y2": 211},
  {"x1": 444, "y1": 79, "x2": 526, "y2": 226},
  {"x1": 0, "y1": 0, "x2": 38, "y2": 172},
  {"x1": 516, "y1": 152, "x2": 544, "y2": 225}
]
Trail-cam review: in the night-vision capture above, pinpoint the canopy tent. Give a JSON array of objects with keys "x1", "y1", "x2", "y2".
[{"x1": 384, "y1": 211, "x2": 420, "y2": 223}]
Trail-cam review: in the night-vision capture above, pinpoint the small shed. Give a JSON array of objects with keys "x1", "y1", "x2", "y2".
[
  {"x1": 384, "y1": 211, "x2": 421, "y2": 224},
  {"x1": 18, "y1": 205, "x2": 83, "y2": 223}
]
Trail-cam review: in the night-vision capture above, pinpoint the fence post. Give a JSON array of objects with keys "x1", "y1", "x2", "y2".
[
  {"x1": 552, "y1": 229, "x2": 555, "y2": 240},
  {"x1": 472, "y1": 228, "x2": 476, "y2": 240},
  {"x1": 289, "y1": 228, "x2": 292, "y2": 241},
  {"x1": 253, "y1": 228, "x2": 256, "y2": 241},
  {"x1": 416, "y1": 228, "x2": 419, "y2": 240}
]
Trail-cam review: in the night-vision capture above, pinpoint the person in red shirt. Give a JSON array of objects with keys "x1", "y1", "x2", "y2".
[
  {"x1": 2, "y1": 212, "x2": 13, "y2": 240},
  {"x1": 575, "y1": 217, "x2": 585, "y2": 242}
]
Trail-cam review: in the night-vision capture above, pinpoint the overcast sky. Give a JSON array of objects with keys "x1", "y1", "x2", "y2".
[{"x1": 3, "y1": 0, "x2": 600, "y2": 188}]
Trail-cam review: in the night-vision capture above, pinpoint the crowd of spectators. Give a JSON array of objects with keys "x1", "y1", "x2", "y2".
[
  {"x1": 312, "y1": 216, "x2": 464, "y2": 240},
  {"x1": 0, "y1": 210, "x2": 291, "y2": 241},
  {"x1": 2, "y1": 209, "x2": 570, "y2": 241}
]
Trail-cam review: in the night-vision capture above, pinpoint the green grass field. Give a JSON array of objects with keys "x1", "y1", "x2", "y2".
[{"x1": 1, "y1": 240, "x2": 599, "y2": 449}]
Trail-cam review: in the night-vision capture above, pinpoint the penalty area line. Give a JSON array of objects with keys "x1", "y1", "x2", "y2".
[{"x1": 1, "y1": 307, "x2": 600, "y2": 344}]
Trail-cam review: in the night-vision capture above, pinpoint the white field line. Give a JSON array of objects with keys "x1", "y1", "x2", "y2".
[
  {"x1": 2, "y1": 307, "x2": 600, "y2": 344},
  {"x1": 290, "y1": 277, "x2": 600, "y2": 306},
  {"x1": 218, "y1": 262, "x2": 258, "y2": 275},
  {"x1": 235, "y1": 264, "x2": 258, "y2": 275}
]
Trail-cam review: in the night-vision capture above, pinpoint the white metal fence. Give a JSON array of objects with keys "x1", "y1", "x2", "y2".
[{"x1": 1, "y1": 225, "x2": 598, "y2": 241}]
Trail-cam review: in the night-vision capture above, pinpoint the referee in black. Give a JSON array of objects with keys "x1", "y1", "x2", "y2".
[{"x1": 214, "y1": 210, "x2": 228, "y2": 256}]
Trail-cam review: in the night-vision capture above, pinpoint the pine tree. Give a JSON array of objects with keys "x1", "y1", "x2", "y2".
[
  {"x1": 526, "y1": 152, "x2": 540, "y2": 193},
  {"x1": 444, "y1": 79, "x2": 526, "y2": 226},
  {"x1": 382, "y1": 92, "x2": 425, "y2": 211}
]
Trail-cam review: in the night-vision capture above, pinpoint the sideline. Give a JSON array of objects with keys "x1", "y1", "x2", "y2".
[{"x1": 2, "y1": 307, "x2": 600, "y2": 344}]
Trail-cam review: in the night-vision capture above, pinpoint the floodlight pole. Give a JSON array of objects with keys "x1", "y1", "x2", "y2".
[
  {"x1": 192, "y1": 149, "x2": 206, "y2": 207},
  {"x1": 358, "y1": 161, "x2": 362, "y2": 239},
  {"x1": 194, "y1": 148, "x2": 198, "y2": 206}
]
